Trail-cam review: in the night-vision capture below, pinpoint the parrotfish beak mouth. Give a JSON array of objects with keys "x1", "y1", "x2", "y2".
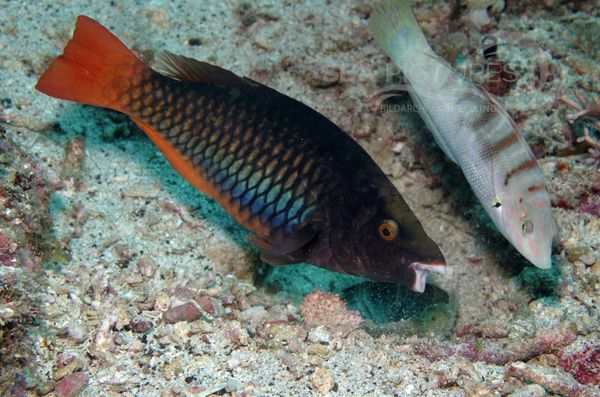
[{"x1": 409, "y1": 260, "x2": 447, "y2": 293}]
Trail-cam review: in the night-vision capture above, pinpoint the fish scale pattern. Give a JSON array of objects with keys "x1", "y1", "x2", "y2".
[{"x1": 121, "y1": 72, "x2": 328, "y2": 238}]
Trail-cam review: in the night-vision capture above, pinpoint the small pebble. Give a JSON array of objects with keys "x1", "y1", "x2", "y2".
[
  {"x1": 226, "y1": 358, "x2": 240, "y2": 370},
  {"x1": 242, "y1": 306, "x2": 268, "y2": 326},
  {"x1": 137, "y1": 255, "x2": 157, "y2": 278},
  {"x1": 130, "y1": 319, "x2": 153, "y2": 333},
  {"x1": 590, "y1": 262, "x2": 600, "y2": 276},
  {"x1": 37, "y1": 380, "x2": 56, "y2": 395},
  {"x1": 307, "y1": 326, "x2": 330, "y2": 345},
  {"x1": 309, "y1": 367, "x2": 334, "y2": 395},
  {"x1": 54, "y1": 372, "x2": 88, "y2": 397},
  {"x1": 0, "y1": 98, "x2": 12, "y2": 109},
  {"x1": 392, "y1": 142, "x2": 405, "y2": 153},
  {"x1": 254, "y1": 36, "x2": 271, "y2": 50},
  {"x1": 308, "y1": 343, "x2": 332, "y2": 359},
  {"x1": 154, "y1": 293, "x2": 171, "y2": 312},
  {"x1": 66, "y1": 320, "x2": 88, "y2": 342},
  {"x1": 53, "y1": 357, "x2": 84, "y2": 381},
  {"x1": 508, "y1": 384, "x2": 547, "y2": 397},
  {"x1": 196, "y1": 295, "x2": 215, "y2": 315},
  {"x1": 163, "y1": 302, "x2": 202, "y2": 324},
  {"x1": 237, "y1": 2, "x2": 256, "y2": 27}
]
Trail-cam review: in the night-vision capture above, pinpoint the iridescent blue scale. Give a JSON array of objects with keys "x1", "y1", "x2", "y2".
[
  {"x1": 220, "y1": 153, "x2": 235, "y2": 169},
  {"x1": 241, "y1": 188, "x2": 256, "y2": 207},
  {"x1": 247, "y1": 172, "x2": 262, "y2": 190},
  {"x1": 231, "y1": 182, "x2": 246, "y2": 199},
  {"x1": 266, "y1": 184, "x2": 281, "y2": 205},
  {"x1": 299, "y1": 205, "x2": 316, "y2": 224},
  {"x1": 213, "y1": 169, "x2": 228, "y2": 185},
  {"x1": 257, "y1": 177, "x2": 271, "y2": 195},
  {"x1": 276, "y1": 191, "x2": 292, "y2": 213},
  {"x1": 251, "y1": 197, "x2": 265, "y2": 214},
  {"x1": 221, "y1": 175, "x2": 236, "y2": 191},
  {"x1": 261, "y1": 202, "x2": 275, "y2": 221},
  {"x1": 287, "y1": 198, "x2": 303, "y2": 220},
  {"x1": 238, "y1": 164, "x2": 252, "y2": 181},
  {"x1": 271, "y1": 212, "x2": 286, "y2": 228}
]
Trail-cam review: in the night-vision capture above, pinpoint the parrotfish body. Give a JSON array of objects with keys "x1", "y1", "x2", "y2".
[
  {"x1": 369, "y1": 0, "x2": 555, "y2": 268},
  {"x1": 36, "y1": 16, "x2": 446, "y2": 292}
]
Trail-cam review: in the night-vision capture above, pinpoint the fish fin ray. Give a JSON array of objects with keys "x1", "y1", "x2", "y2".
[
  {"x1": 247, "y1": 221, "x2": 321, "y2": 263},
  {"x1": 36, "y1": 15, "x2": 144, "y2": 111},
  {"x1": 369, "y1": 0, "x2": 431, "y2": 57},
  {"x1": 259, "y1": 251, "x2": 299, "y2": 266},
  {"x1": 157, "y1": 51, "x2": 256, "y2": 88}
]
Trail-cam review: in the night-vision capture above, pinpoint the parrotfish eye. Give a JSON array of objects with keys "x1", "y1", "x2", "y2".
[
  {"x1": 377, "y1": 219, "x2": 399, "y2": 242},
  {"x1": 521, "y1": 219, "x2": 534, "y2": 236}
]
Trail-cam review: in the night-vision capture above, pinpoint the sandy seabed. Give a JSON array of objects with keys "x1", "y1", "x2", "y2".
[{"x1": 0, "y1": 1, "x2": 598, "y2": 396}]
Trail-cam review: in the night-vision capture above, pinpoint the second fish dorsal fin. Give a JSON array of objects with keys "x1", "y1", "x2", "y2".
[{"x1": 156, "y1": 50, "x2": 256, "y2": 88}]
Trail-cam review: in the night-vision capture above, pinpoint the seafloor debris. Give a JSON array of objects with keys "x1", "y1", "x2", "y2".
[
  {"x1": 559, "y1": 92, "x2": 600, "y2": 153},
  {"x1": 163, "y1": 302, "x2": 203, "y2": 324},
  {"x1": 300, "y1": 291, "x2": 363, "y2": 336},
  {"x1": 54, "y1": 371, "x2": 89, "y2": 397},
  {"x1": 0, "y1": 0, "x2": 598, "y2": 395},
  {"x1": 415, "y1": 330, "x2": 577, "y2": 365},
  {"x1": 507, "y1": 361, "x2": 597, "y2": 397},
  {"x1": 0, "y1": 136, "x2": 66, "y2": 271},
  {"x1": 158, "y1": 200, "x2": 204, "y2": 229},
  {"x1": 60, "y1": 136, "x2": 86, "y2": 190}
]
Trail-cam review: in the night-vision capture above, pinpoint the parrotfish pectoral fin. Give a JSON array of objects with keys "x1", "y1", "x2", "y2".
[
  {"x1": 258, "y1": 251, "x2": 299, "y2": 266},
  {"x1": 409, "y1": 261, "x2": 447, "y2": 293},
  {"x1": 247, "y1": 221, "x2": 322, "y2": 265},
  {"x1": 246, "y1": 235, "x2": 301, "y2": 266}
]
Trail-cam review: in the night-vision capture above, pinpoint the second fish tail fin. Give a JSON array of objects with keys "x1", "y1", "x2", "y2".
[
  {"x1": 36, "y1": 15, "x2": 146, "y2": 112},
  {"x1": 369, "y1": 0, "x2": 433, "y2": 71}
]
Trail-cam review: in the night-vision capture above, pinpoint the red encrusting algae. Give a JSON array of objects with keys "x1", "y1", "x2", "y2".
[{"x1": 560, "y1": 346, "x2": 600, "y2": 386}]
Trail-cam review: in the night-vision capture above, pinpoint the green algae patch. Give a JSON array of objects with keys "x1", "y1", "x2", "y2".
[{"x1": 518, "y1": 263, "x2": 562, "y2": 299}]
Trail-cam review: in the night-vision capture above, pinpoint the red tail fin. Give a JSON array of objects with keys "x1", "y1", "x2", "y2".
[{"x1": 36, "y1": 16, "x2": 145, "y2": 111}]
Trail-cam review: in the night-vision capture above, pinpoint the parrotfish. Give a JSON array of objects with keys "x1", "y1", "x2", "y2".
[
  {"x1": 369, "y1": 0, "x2": 555, "y2": 268},
  {"x1": 36, "y1": 16, "x2": 446, "y2": 291}
]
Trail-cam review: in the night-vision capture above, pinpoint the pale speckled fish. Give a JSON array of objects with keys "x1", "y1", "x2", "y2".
[{"x1": 369, "y1": 0, "x2": 555, "y2": 268}]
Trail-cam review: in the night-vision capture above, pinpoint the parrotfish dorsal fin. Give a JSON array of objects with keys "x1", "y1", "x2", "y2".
[{"x1": 157, "y1": 50, "x2": 255, "y2": 88}]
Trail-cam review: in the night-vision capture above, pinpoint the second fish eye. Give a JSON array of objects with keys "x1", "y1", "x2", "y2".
[{"x1": 521, "y1": 219, "x2": 534, "y2": 236}]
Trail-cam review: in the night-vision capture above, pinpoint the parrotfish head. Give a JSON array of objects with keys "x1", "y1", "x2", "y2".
[
  {"x1": 320, "y1": 180, "x2": 447, "y2": 292},
  {"x1": 494, "y1": 186, "x2": 555, "y2": 269}
]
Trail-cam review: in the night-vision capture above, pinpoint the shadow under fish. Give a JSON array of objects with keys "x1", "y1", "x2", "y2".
[{"x1": 342, "y1": 280, "x2": 450, "y2": 324}]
